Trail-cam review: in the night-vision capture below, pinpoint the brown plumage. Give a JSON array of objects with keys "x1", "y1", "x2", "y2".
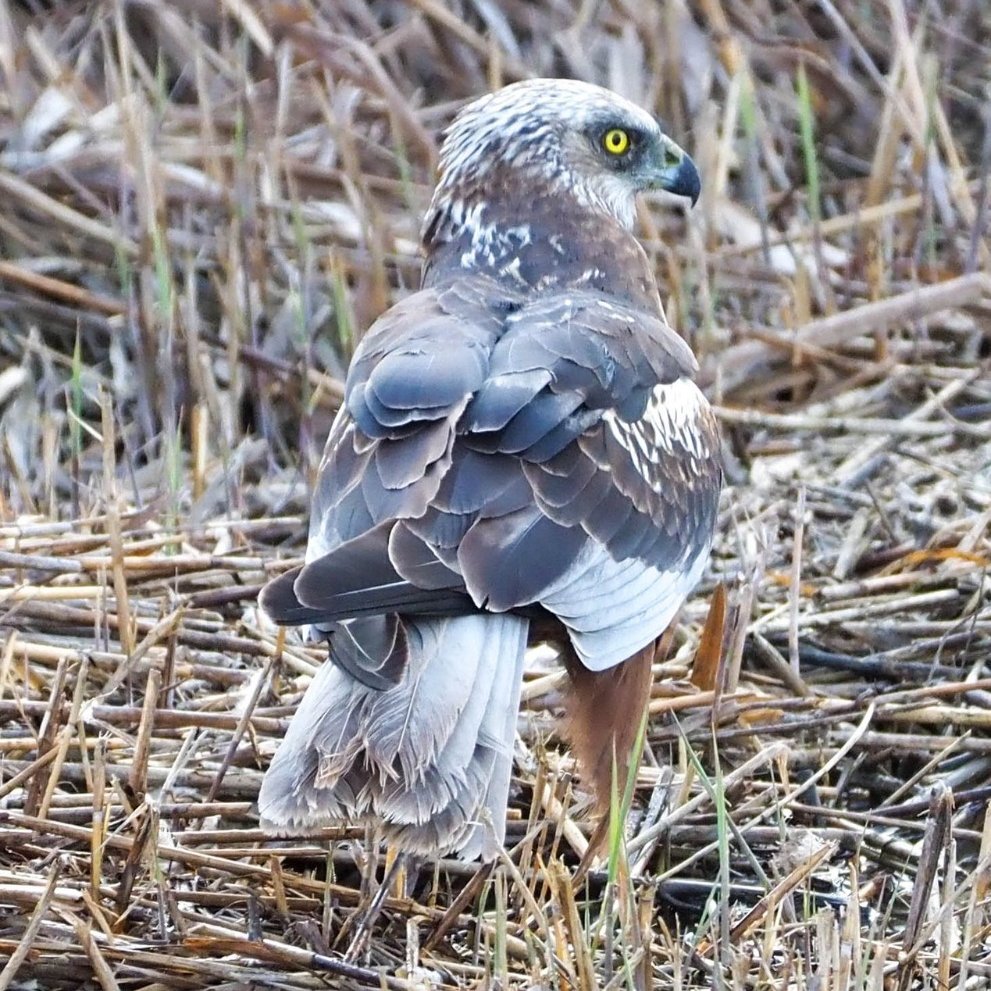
[
  {"x1": 258, "y1": 78, "x2": 722, "y2": 859},
  {"x1": 562, "y1": 641, "x2": 657, "y2": 809}
]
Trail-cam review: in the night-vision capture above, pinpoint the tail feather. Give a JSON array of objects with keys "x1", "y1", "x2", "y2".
[
  {"x1": 376, "y1": 640, "x2": 501, "y2": 821},
  {"x1": 259, "y1": 612, "x2": 528, "y2": 859},
  {"x1": 384, "y1": 614, "x2": 527, "y2": 859},
  {"x1": 469, "y1": 614, "x2": 528, "y2": 855},
  {"x1": 383, "y1": 753, "x2": 492, "y2": 840},
  {"x1": 361, "y1": 619, "x2": 484, "y2": 785}
]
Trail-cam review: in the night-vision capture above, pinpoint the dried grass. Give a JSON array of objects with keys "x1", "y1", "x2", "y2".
[{"x1": 1, "y1": 1, "x2": 990, "y2": 988}]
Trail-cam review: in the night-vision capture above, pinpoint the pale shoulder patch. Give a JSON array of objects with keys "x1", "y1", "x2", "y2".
[{"x1": 603, "y1": 378, "x2": 712, "y2": 488}]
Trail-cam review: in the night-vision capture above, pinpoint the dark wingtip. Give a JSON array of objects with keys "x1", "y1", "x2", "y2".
[{"x1": 259, "y1": 566, "x2": 306, "y2": 624}]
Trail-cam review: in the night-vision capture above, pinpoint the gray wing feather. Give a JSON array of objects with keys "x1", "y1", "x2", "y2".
[
  {"x1": 457, "y1": 506, "x2": 587, "y2": 611},
  {"x1": 465, "y1": 369, "x2": 553, "y2": 430},
  {"x1": 374, "y1": 421, "x2": 451, "y2": 490},
  {"x1": 261, "y1": 276, "x2": 720, "y2": 680}
]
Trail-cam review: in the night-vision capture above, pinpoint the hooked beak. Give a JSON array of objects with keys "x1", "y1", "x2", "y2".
[{"x1": 649, "y1": 137, "x2": 701, "y2": 207}]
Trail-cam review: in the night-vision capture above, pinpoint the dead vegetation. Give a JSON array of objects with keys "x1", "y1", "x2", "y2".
[{"x1": 1, "y1": 0, "x2": 990, "y2": 988}]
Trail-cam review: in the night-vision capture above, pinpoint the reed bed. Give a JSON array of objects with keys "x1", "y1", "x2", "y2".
[{"x1": 1, "y1": 1, "x2": 989, "y2": 987}]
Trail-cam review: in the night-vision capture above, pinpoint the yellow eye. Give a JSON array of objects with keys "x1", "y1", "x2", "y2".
[{"x1": 602, "y1": 128, "x2": 631, "y2": 155}]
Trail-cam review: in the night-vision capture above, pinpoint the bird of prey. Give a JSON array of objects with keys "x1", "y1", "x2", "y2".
[{"x1": 259, "y1": 78, "x2": 722, "y2": 860}]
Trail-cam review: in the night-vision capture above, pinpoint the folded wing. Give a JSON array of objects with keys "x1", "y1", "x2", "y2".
[{"x1": 261, "y1": 275, "x2": 721, "y2": 677}]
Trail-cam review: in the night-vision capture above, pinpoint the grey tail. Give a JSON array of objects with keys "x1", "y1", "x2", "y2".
[{"x1": 258, "y1": 612, "x2": 529, "y2": 860}]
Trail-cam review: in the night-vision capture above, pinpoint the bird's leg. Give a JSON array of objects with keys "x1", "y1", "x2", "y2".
[
  {"x1": 561, "y1": 640, "x2": 656, "y2": 813},
  {"x1": 343, "y1": 845, "x2": 408, "y2": 963}
]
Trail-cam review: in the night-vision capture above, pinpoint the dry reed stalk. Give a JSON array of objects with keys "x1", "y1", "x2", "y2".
[{"x1": 1, "y1": 0, "x2": 990, "y2": 987}]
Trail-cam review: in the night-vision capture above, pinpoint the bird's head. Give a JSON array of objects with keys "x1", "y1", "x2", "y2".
[{"x1": 431, "y1": 78, "x2": 700, "y2": 232}]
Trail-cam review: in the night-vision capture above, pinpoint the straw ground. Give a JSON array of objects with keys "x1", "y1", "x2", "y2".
[{"x1": 1, "y1": 1, "x2": 990, "y2": 988}]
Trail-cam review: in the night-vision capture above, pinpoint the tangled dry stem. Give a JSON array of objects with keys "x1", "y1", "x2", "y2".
[{"x1": 1, "y1": 1, "x2": 990, "y2": 988}]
